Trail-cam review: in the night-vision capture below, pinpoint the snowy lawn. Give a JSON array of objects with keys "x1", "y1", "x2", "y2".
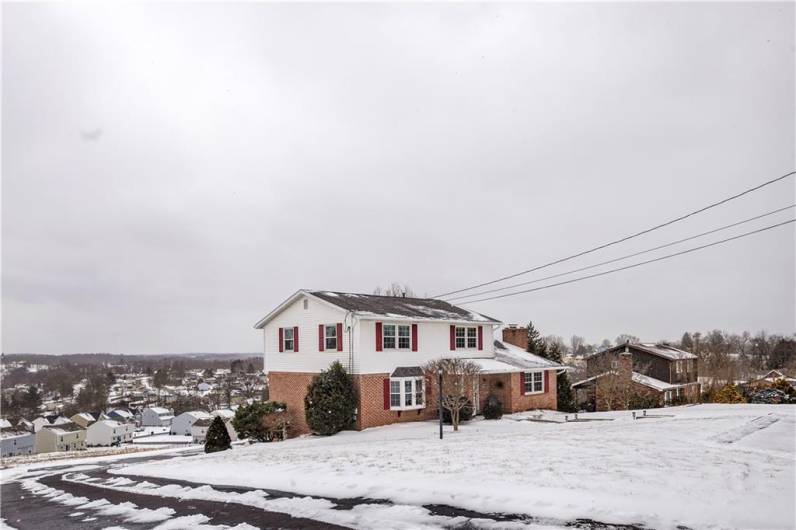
[{"x1": 113, "y1": 405, "x2": 795, "y2": 530}]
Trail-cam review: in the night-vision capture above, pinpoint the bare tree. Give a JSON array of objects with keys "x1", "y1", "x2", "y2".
[
  {"x1": 423, "y1": 358, "x2": 481, "y2": 431},
  {"x1": 373, "y1": 282, "x2": 415, "y2": 297},
  {"x1": 615, "y1": 334, "x2": 640, "y2": 346}
]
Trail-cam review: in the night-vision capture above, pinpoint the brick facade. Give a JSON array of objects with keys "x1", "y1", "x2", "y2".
[
  {"x1": 501, "y1": 327, "x2": 528, "y2": 350},
  {"x1": 271, "y1": 368, "x2": 559, "y2": 436}
]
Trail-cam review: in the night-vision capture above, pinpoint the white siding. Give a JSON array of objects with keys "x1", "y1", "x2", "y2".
[
  {"x1": 263, "y1": 294, "x2": 354, "y2": 374},
  {"x1": 262, "y1": 292, "x2": 499, "y2": 375},
  {"x1": 357, "y1": 319, "x2": 498, "y2": 374}
]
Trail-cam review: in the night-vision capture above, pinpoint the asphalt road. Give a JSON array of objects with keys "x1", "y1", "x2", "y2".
[{"x1": 1, "y1": 451, "x2": 657, "y2": 530}]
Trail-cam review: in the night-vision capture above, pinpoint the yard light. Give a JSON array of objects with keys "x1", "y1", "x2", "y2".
[{"x1": 438, "y1": 368, "x2": 443, "y2": 440}]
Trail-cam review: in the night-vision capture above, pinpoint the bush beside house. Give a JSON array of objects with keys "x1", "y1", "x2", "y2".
[
  {"x1": 304, "y1": 361, "x2": 357, "y2": 436},
  {"x1": 204, "y1": 416, "x2": 231, "y2": 453}
]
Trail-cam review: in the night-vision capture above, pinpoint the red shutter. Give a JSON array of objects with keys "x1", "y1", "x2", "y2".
[
  {"x1": 519, "y1": 372, "x2": 525, "y2": 395},
  {"x1": 278, "y1": 328, "x2": 284, "y2": 352},
  {"x1": 450, "y1": 325, "x2": 456, "y2": 350},
  {"x1": 376, "y1": 322, "x2": 383, "y2": 352},
  {"x1": 477, "y1": 326, "x2": 483, "y2": 350},
  {"x1": 293, "y1": 326, "x2": 299, "y2": 352},
  {"x1": 411, "y1": 324, "x2": 418, "y2": 352},
  {"x1": 318, "y1": 324, "x2": 324, "y2": 352},
  {"x1": 544, "y1": 370, "x2": 550, "y2": 393},
  {"x1": 383, "y1": 379, "x2": 390, "y2": 409},
  {"x1": 337, "y1": 323, "x2": 343, "y2": 352}
]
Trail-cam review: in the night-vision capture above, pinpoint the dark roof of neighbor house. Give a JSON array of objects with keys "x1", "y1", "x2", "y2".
[
  {"x1": 309, "y1": 291, "x2": 500, "y2": 323},
  {"x1": 192, "y1": 418, "x2": 214, "y2": 427},
  {"x1": 590, "y1": 342, "x2": 697, "y2": 361}
]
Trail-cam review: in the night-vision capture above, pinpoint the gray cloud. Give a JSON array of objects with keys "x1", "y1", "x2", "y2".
[{"x1": 2, "y1": 2, "x2": 794, "y2": 353}]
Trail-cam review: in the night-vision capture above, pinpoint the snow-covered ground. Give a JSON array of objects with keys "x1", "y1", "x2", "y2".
[{"x1": 113, "y1": 405, "x2": 796, "y2": 530}]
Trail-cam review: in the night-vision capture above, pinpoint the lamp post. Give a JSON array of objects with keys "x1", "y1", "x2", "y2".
[{"x1": 437, "y1": 368, "x2": 443, "y2": 440}]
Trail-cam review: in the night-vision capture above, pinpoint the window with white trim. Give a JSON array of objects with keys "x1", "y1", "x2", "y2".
[
  {"x1": 455, "y1": 326, "x2": 477, "y2": 349},
  {"x1": 523, "y1": 371, "x2": 544, "y2": 394},
  {"x1": 283, "y1": 328, "x2": 294, "y2": 352},
  {"x1": 389, "y1": 377, "x2": 424, "y2": 410},
  {"x1": 324, "y1": 325, "x2": 337, "y2": 350},
  {"x1": 676, "y1": 361, "x2": 683, "y2": 374},
  {"x1": 383, "y1": 324, "x2": 411, "y2": 350}
]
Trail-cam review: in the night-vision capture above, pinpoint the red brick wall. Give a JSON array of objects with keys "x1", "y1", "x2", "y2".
[
  {"x1": 502, "y1": 327, "x2": 528, "y2": 350},
  {"x1": 355, "y1": 373, "x2": 439, "y2": 429},
  {"x1": 267, "y1": 372, "x2": 316, "y2": 435},
  {"x1": 506, "y1": 370, "x2": 557, "y2": 412}
]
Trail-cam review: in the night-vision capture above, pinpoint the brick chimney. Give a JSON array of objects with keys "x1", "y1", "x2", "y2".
[
  {"x1": 619, "y1": 340, "x2": 633, "y2": 374},
  {"x1": 502, "y1": 325, "x2": 528, "y2": 350}
]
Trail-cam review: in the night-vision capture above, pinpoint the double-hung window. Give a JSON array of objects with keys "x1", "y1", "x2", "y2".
[
  {"x1": 389, "y1": 377, "x2": 424, "y2": 410},
  {"x1": 383, "y1": 324, "x2": 411, "y2": 350},
  {"x1": 523, "y1": 371, "x2": 544, "y2": 394},
  {"x1": 455, "y1": 326, "x2": 477, "y2": 349},
  {"x1": 325, "y1": 325, "x2": 337, "y2": 350},
  {"x1": 283, "y1": 328, "x2": 294, "y2": 352},
  {"x1": 676, "y1": 361, "x2": 683, "y2": 374}
]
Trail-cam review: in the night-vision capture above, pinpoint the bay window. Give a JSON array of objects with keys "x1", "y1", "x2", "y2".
[{"x1": 389, "y1": 377, "x2": 424, "y2": 410}]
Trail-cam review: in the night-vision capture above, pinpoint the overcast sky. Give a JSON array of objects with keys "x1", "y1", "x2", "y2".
[{"x1": 3, "y1": 2, "x2": 794, "y2": 354}]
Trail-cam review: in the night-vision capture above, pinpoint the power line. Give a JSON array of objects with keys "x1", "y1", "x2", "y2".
[
  {"x1": 445, "y1": 204, "x2": 795, "y2": 302},
  {"x1": 456, "y1": 218, "x2": 794, "y2": 305},
  {"x1": 434, "y1": 170, "x2": 796, "y2": 298}
]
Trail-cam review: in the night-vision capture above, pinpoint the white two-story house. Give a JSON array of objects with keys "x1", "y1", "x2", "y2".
[{"x1": 255, "y1": 290, "x2": 563, "y2": 434}]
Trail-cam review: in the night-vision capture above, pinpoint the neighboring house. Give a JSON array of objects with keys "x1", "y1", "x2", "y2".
[
  {"x1": 70, "y1": 412, "x2": 96, "y2": 428},
  {"x1": 171, "y1": 410, "x2": 212, "y2": 435},
  {"x1": 191, "y1": 417, "x2": 238, "y2": 443},
  {"x1": 34, "y1": 422, "x2": 86, "y2": 454},
  {"x1": 572, "y1": 342, "x2": 700, "y2": 411},
  {"x1": 255, "y1": 290, "x2": 565, "y2": 435},
  {"x1": 197, "y1": 382, "x2": 213, "y2": 392},
  {"x1": 16, "y1": 418, "x2": 34, "y2": 432},
  {"x1": 31, "y1": 417, "x2": 51, "y2": 433},
  {"x1": 106, "y1": 409, "x2": 135, "y2": 424},
  {"x1": 141, "y1": 407, "x2": 175, "y2": 427},
  {"x1": 85, "y1": 420, "x2": 135, "y2": 447},
  {"x1": 1, "y1": 428, "x2": 35, "y2": 457}
]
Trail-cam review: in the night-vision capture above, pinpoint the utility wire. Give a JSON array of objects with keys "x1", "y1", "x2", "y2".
[
  {"x1": 456, "y1": 218, "x2": 795, "y2": 305},
  {"x1": 434, "y1": 170, "x2": 796, "y2": 298},
  {"x1": 445, "y1": 204, "x2": 795, "y2": 302}
]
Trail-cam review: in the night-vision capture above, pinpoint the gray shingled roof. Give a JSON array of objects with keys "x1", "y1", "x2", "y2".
[
  {"x1": 310, "y1": 291, "x2": 500, "y2": 323},
  {"x1": 592, "y1": 342, "x2": 697, "y2": 361}
]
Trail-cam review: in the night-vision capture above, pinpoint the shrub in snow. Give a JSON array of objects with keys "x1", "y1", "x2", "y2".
[
  {"x1": 712, "y1": 384, "x2": 747, "y2": 404},
  {"x1": 482, "y1": 395, "x2": 503, "y2": 420},
  {"x1": 204, "y1": 416, "x2": 231, "y2": 453},
  {"x1": 304, "y1": 361, "x2": 357, "y2": 436},
  {"x1": 232, "y1": 401, "x2": 288, "y2": 442},
  {"x1": 628, "y1": 392, "x2": 661, "y2": 410},
  {"x1": 749, "y1": 388, "x2": 789, "y2": 404}
]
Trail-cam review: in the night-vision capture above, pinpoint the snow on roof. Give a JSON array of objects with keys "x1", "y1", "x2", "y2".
[
  {"x1": 631, "y1": 372, "x2": 678, "y2": 391},
  {"x1": 52, "y1": 416, "x2": 71, "y2": 425},
  {"x1": 254, "y1": 290, "x2": 501, "y2": 328},
  {"x1": 212, "y1": 409, "x2": 235, "y2": 419},
  {"x1": 148, "y1": 407, "x2": 171, "y2": 415},
  {"x1": 109, "y1": 409, "x2": 134, "y2": 418},
  {"x1": 43, "y1": 422, "x2": 83, "y2": 434},
  {"x1": 634, "y1": 343, "x2": 697, "y2": 360},
  {"x1": 92, "y1": 419, "x2": 122, "y2": 428},
  {"x1": 181, "y1": 410, "x2": 212, "y2": 420},
  {"x1": 0, "y1": 428, "x2": 32, "y2": 440},
  {"x1": 572, "y1": 371, "x2": 678, "y2": 391},
  {"x1": 0, "y1": 419, "x2": 11, "y2": 429},
  {"x1": 493, "y1": 340, "x2": 563, "y2": 370},
  {"x1": 73, "y1": 413, "x2": 96, "y2": 422},
  {"x1": 469, "y1": 358, "x2": 525, "y2": 374}
]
